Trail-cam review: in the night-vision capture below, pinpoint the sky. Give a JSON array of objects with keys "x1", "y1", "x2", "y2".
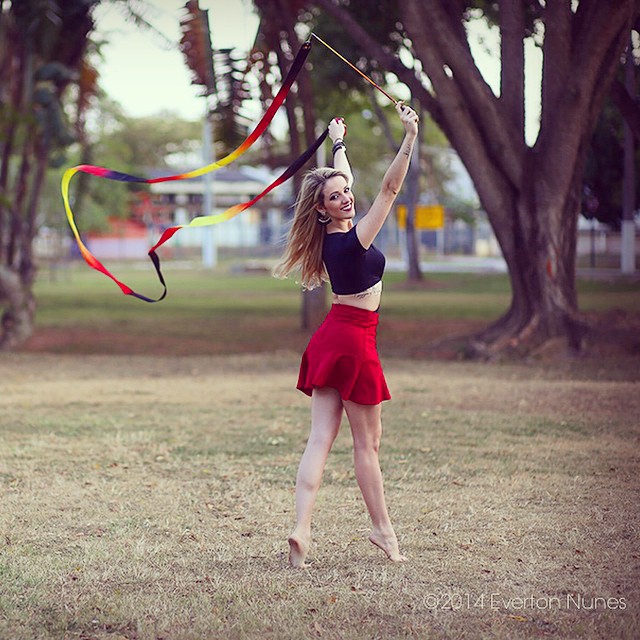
[
  {"x1": 93, "y1": 0, "x2": 260, "y2": 121},
  {"x1": 93, "y1": 1, "x2": 541, "y2": 142}
]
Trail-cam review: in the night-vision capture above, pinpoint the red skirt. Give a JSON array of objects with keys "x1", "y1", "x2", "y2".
[{"x1": 297, "y1": 304, "x2": 391, "y2": 405}]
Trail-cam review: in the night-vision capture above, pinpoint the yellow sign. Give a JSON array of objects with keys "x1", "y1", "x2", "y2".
[{"x1": 397, "y1": 204, "x2": 445, "y2": 230}]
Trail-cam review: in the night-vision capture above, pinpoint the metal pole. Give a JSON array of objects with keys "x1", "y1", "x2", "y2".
[{"x1": 201, "y1": 106, "x2": 217, "y2": 268}]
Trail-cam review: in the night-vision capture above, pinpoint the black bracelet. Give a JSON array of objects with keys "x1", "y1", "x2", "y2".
[{"x1": 332, "y1": 140, "x2": 346, "y2": 155}]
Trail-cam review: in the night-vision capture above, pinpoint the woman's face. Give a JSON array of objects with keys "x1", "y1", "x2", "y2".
[{"x1": 318, "y1": 175, "x2": 354, "y2": 221}]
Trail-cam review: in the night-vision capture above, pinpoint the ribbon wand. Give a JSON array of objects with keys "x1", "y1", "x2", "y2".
[{"x1": 310, "y1": 32, "x2": 399, "y2": 106}]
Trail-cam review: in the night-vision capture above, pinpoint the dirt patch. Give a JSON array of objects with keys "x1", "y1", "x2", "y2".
[
  {"x1": 19, "y1": 323, "x2": 311, "y2": 357},
  {"x1": 22, "y1": 311, "x2": 640, "y2": 363}
]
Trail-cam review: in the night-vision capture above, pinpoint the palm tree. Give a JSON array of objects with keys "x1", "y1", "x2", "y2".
[{"x1": 252, "y1": 0, "x2": 327, "y2": 330}]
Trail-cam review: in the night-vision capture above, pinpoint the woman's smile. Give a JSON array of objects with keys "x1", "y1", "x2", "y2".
[
  {"x1": 340, "y1": 200, "x2": 353, "y2": 213},
  {"x1": 321, "y1": 175, "x2": 355, "y2": 220}
]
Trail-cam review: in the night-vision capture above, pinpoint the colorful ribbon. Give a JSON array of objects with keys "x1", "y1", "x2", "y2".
[{"x1": 62, "y1": 41, "x2": 317, "y2": 302}]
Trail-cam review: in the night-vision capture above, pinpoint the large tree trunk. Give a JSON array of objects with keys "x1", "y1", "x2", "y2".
[
  {"x1": 0, "y1": 125, "x2": 47, "y2": 351},
  {"x1": 468, "y1": 0, "x2": 632, "y2": 357},
  {"x1": 406, "y1": 0, "x2": 635, "y2": 356},
  {"x1": 472, "y1": 181, "x2": 585, "y2": 357}
]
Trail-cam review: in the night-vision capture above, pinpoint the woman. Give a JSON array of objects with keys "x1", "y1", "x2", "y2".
[{"x1": 274, "y1": 102, "x2": 419, "y2": 567}]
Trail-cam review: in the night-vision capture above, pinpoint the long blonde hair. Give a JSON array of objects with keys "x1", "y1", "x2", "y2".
[{"x1": 273, "y1": 167, "x2": 348, "y2": 290}]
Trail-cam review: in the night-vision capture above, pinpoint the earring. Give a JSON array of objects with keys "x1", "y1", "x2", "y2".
[{"x1": 317, "y1": 213, "x2": 331, "y2": 224}]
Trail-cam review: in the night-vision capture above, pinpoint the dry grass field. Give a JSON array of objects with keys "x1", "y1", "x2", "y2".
[
  {"x1": 1, "y1": 266, "x2": 639, "y2": 638},
  {"x1": 1, "y1": 347, "x2": 639, "y2": 640}
]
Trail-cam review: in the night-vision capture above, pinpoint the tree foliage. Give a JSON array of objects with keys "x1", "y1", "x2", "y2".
[
  {"x1": 210, "y1": 48, "x2": 253, "y2": 157},
  {"x1": 71, "y1": 101, "x2": 202, "y2": 232},
  {"x1": 583, "y1": 59, "x2": 640, "y2": 229}
]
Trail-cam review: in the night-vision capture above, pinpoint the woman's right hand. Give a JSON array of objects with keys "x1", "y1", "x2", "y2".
[
  {"x1": 396, "y1": 102, "x2": 419, "y2": 137},
  {"x1": 328, "y1": 117, "x2": 346, "y2": 142}
]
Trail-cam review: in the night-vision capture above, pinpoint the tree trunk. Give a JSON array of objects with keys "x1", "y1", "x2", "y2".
[
  {"x1": 301, "y1": 286, "x2": 327, "y2": 331},
  {"x1": 0, "y1": 29, "x2": 24, "y2": 265},
  {"x1": 0, "y1": 123, "x2": 44, "y2": 350},
  {"x1": 405, "y1": 142, "x2": 422, "y2": 282},
  {"x1": 0, "y1": 265, "x2": 34, "y2": 350},
  {"x1": 254, "y1": 0, "x2": 328, "y2": 330},
  {"x1": 407, "y1": 0, "x2": 635, "y2": 357},
  {"x1": 273, "y1": 1, "x2": 329, "y2": 329},
  {"x1": 471, "y1": 191, "x2": 585, "y2": 357}
]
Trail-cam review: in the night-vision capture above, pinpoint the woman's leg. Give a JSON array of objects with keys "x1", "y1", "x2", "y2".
[
  {"x1": 289, "y1": 387, "x2": 344, "y2": 567},
  {"x1": 343, "y1": 400, "x2": 406, "y2": 562}
]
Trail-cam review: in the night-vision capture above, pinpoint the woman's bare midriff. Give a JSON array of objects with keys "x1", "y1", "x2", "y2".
[{"x1": 331, "y1": 280, "x2": 382, "y2": 312}]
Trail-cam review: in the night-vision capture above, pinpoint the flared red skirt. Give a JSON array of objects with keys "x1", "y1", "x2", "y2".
[{"x1": 297, "y1": 304, "x2": 390, "y2": 405}]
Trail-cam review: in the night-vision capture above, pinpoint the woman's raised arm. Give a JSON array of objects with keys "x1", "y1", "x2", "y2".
[
  {"x1": 328, "y1": 117, "x2": 353, "y2": 187},
  {"x1": 355, "y1": 103, "x2": 419, "y2": 249}
]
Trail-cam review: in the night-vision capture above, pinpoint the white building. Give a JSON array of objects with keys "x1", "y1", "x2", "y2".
[{"x1": 147, "y1": 164, "x2": 288, "y2": 252}]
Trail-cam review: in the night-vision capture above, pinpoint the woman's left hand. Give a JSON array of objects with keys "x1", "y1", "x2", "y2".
[
  {"x1": 328, "y1": 117, "x2": 347, "y2": 142},
  {"x1": 396, "y1": 102, "x2": 419, "y2": 137}
]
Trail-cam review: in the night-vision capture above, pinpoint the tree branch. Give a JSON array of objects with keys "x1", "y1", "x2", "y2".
[
  {"x1": 399, "y1": 0, "x2": 519, "y2": 226},
  {"x1": 500, "y1": 0, "x2": 525, "y2": 139},
  {"x1": 537, "y1": 0, "x2": 636, "y2": 196},
  {"x1": 311, "y1": 0, "x2": 442, "y2": 121},
  {"x1": 409, "y1": 0, "x2": 524, "y2": 183},
  {"x1": 540, "y1": 0, "x2": 572, "y2": 134},
  {"x1": 310, "y1": 0, "x2": 519, "y2": 232}
]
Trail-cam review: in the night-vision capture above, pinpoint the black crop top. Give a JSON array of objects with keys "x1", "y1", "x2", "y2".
[{"x1": 322, "y1": 226, "x2": 386, "y2": 295}]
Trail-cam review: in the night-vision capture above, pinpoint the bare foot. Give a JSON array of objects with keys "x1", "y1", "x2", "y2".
[
  {"x1": 369, "y1": 530, "x2": 407, "y2": 562},
  {"x1": 288, "y1": 532, "x2": 310, "y2": 568}
]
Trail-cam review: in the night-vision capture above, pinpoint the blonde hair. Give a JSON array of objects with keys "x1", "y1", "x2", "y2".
[{"x1": 273, "y1": 167, "x2": 348, "y2": 290}]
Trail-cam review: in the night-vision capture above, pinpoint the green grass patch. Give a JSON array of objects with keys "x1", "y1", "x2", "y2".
[{"x1": 35, "y1": 262, "x2": 639, "y2": 326}]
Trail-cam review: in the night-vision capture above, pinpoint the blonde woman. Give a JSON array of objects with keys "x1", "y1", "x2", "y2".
[{"x1": 274, "y1": 103, "x2": 419, "y2": 567}]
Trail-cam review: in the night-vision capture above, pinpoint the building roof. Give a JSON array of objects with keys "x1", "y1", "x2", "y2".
[{"x1": 144, "y1": 164, "x2": 267, "y2": 184}]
